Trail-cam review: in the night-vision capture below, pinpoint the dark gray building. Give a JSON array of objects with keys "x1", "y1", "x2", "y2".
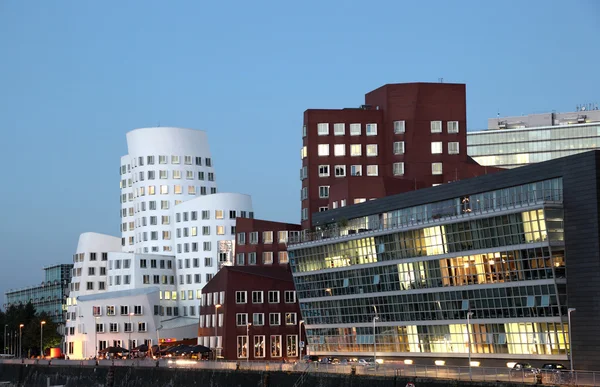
[{"x1": 288, "y1": 150, "x2": 600, "y2": 370}]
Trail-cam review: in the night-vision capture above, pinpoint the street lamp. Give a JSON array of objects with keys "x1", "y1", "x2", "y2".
[
  {"x1": 214, "y1": 304, "x2": 221, "y2": 361},
  {"x1": 19, "y1": 324, "x2": 24, "y2": 359},
  {"x1": 466, "y1": 312, "x2": 474, "y2": 380},
  {"x1": 246, "y1": 323, "x2": 252, "y2": 363},
  {"x1": 94, "y1": 316, "x2": 99, "y2": 359},
  {"x1": 40, "y1": 321, "x2": 46, "y2": 358},
  {"x1": 298, "y1": 320, "x2": 305, "y2": 360},
  {"x1": 568, "y1": 308, "x2": 576, "y2": 373},
  {"x1": 3, "y1": 324, "x2": 7, "y2": 355},
  {"x1": 372, "y1": 306, "x2": 379, "y2": 367},
  {"x1": 129, "y1": 312, "x2": 135, "y2": 352}
]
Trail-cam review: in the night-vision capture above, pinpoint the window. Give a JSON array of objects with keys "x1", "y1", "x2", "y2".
[
  {"x1": 317, "y1": 123, "x2": 329, "y2": 135},
  {"x1": 236, "y1": 291, "x2": 247, "y2": 304},
  {"x1": 366, "y1": 144, "x2": 378, "y2": 156},
  {"x1": 269, "y1": 313, "x2": 281, "y2": 326},
  {"x1": 319, "y1": 186, "x2": 329, "y2": 198},
  {"x1": 173, "y1": 170, "x2": 181, "y2": 179},
  {"x1": 248, "y1": 252, "x2": 257, "y2": 265},
  {"x1": 333, "y1": 144, "x2": 345, "y2": 156},
  {"x1": 263, "y1": 252, "x2": 273, "y2": 264},
  {"x1": 134, "y1": 305, "x2": 142, "y2": 315},
  {"x1": 350, "y1": 165, "x2": 362, "y2": 176},
  {"x1": 448, "y1": 142, "x2": 460, "y2": 154},
  {"x1": 319, "y1": 206, "x2": 328, "y2": 212},
  {"x1": 284, "y1": 290, "x2": 296, "y2": 303},
  {"x1": 236, "y1": 313, "x2": 248, "y2": 326},
  {"x1": 109, "y1": 323, "x2": 118, "y2": 333},
  {"x1": 254, "y1": 336, "x2": 265, "y2": 358},
  {"x1": 216, "y1": 226, "x2": 224, "y2": 235},
  {"x1": 159, "y1": 170, "x2": 168, "y2": 179},
  {"x1": 138, "y1": 322, "x2": 147, "y2": 332},
  {"x1": 249, "y1": 232, "x2": 259, "y2": 244},
  {"x1": 237, "y1": 233, "x2": 246, "y2": 245},
  {"x1": 333, "y1": 123, "x2": 345, "y2": 135},
  {"x1": 86, "y1": 282, "x2": 94, "y2": 290},
  {"x1": 263, "y1": 231, "x2": 273, "y2": 244},
  {"x1": 96, "y1": 323, "x2": 104, "y2": 333},
  {"x1": 236, "y1": 253, "x2": 245, "y2": 265},
  {"x1": 268, "y1": 290, "x2": 280, "y2": 303},
  {"x1": 93, "y1": 306, "x2": 102, "y2": 316},
  {"x1": 334, "y1": 165, "x2": 346, "y2": 177},
  {"x1": 301, "y1": 208, "x2": 308, "y2": 221},
  {"x1": 278, "y1": 251, "x2": 288, "y2": 264},
  {"x1": 160, "y1": 185, "x2": 168, "y2": 194},
  {"x1": 171, "y1": 155, "x2": 180, "y2": 164},
  {"x1": 301, "y1": 187, "x2": 308, "y2": 200},
  {"x1": 366, "y1": 165, "x2": 378, "y2": 176},
  {"x1": 270, "y1": 335, "x2": 282, "y2": 357},
  {"x1": 318, "y1": 165, "x2": 329, "y2": 177},
  {"x1": 287, "y1": 335, "x2": 298, "y2": 357},
  {"x1": 393, "y1": 141, "x2": 405, "y2": 155},
  {"x1": 252, "y1": 291, "x2": 263, "y2": 304},
  {"x1": 215, "y1": 210, "x2": 224, "y2": 219},
  {"x1": 432, "y1": 162, "x2": 443, "y2": 175},
  {"x1": 366, "y1": 123, "x2": 377, "y2": 136},
  {"x1": 317, "y1": 144, "x2": 329, "y2": 156},
  {"x1": 350, "y1": 123, "x2": 361, "y2": 136},
  {"x1": 431, "y1": 120, "x2": 442, "y2": 133},
  {"x1": 205, "y1": 158, "x2": 212, "y2": 167},
  {"x1": 253, "y1": 313, "x2": 264, "y2": 326},
  {"x1": 278, "y1": 231, "x2": 288, "y2": 244},
  {"x1": 203, "y1": 241, "x2": 211, "y2": 251},
  {"x1": 393, "y1": 162, "x2": 405, "y2": 176},
  {"x1": 208, "y1": 172, "x2": 214, "y2": 181},
  {"x1": 88, "y1": 267, "x2": 95, "y2": 276},
  {"x1": 431, "y1": 142, "x2": 443, "y2": 154},
  {"x1": 202, "y1": 210, "x2": 210, "y2": 220},
  {"x1": 124, "y1": 322, "x2": 133, "y2": 333},
  {"x1": 448, "y1": 121, "x2": 459, "y2": 133},
  {"x1": 229, "y1": 210, "x2": 236, "y2": 219},
  {"x1": 394, "y1": 120, "x2": 405, "y2": 134},
  {"x1": 120, "y1": 305, "x2": 129, "y2": 315},
  {"x1": 285, "y1": 312, "x2": 297, "y2": 325},
  {"x1": 350, "y1": 144, "x2": 361, "y2": 156},
  {"x1": 174, "y1": 185, "x2": 182, "y2": 194}
]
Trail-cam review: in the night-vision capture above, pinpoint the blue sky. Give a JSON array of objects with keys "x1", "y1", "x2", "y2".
[{"x1": 1, "y1": 0, "x2": 599, "y2": 300}]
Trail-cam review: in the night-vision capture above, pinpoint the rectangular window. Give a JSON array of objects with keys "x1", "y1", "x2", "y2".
[
  {"x1": 448, "y1": 121, "x2": 459, "y2": 133},
  {"x1": 236, "y1": 313, "x2": 248, "y2": 326},
  {"x1": 350, "y1": 165, "x2": 362, "y2": 176},
  {"x1": 393, "y1": 141, "x2": 405, "y2": 155},
  {"x1": 269, "y1": 313, "x2": 281, "y2": 326},
  {"x1": 317, "y1": 123, "x2": 329, "y2": 135},
  {"x1": 109, "y1": 323, "x2": 118, "y2": 333},
  {"x1": 333, "y1": 144, "x2": 345, "y2": 156},
  {"x1": 284, "y1": 290, "x2": 296, "y2": 303},
  {"x1": 317, "y1": 144, "x2": 329, "y2": 156},
  {"x1": 252, "y1": 291, "x2": 263, "y2": 303},
  {"x1": 319, "y1": 186, "x2": 330, "y2": 198},
  {"x1": 301, "y1": 187, "x2": 308, "y2": 200},
  {"x1": 318, "y1": 165, "x2": 329, "y2": 177},
  {"x1": 263, "y1": 231, "x2": 273, "y2": 244},
  {"x1": 448, "y1": 142, "x2": 460, "y2": 154},
  {"x1": 236, "y1": 253, "x2": 245, "y2": 265},
  {"x1": 159, "y1": 170, "x2": 168, "y2": 179},
  {"x1": 253, "y1": 313, "x2": 264, "y2": 326},
  {"x1": 270, "y1": 335, "x2": 282, "y2": 358},
  {"x1": 366, "y1": 165, "x2": 378, "y2": 176},
  {"x1": 268, "y1": 290, "x2": 280, "y2": 303},
  {"x1": 285, "y1": 312, "x2": 297, "y2": 325},
  {"x1": 203, "y1": 241, "x2": 211, "y2": 251},
  {"x1": 431, "y1": 141, "x2": 443, "y2": 154},
  {"x1": 248, "y1": 252, "x2": 257, "y2": 265},
  {"x1": 171, "y1": 155, "x2": 180, "y2": 164},
  {"x1": 432, "y1": 162, "x2": 443, "y2": 175},
  {"x1": 350, "y1": 144, "x2": 361, "y2": 156},
  {"x1": 350, "y1": 123, "x2": 361, "y2": 136},
  {"x1": 333, "y1": 123, "x2": 345, "y2": 135},
  {"x1": 278, "y1": 231, "x2": 288, "y2": 244},
  {"x1": 216, "y1": 226, "x2": 224, "y2": 235},
  {"x1": 236, "y1": 291, "x2": 247, "y2": 304},
  {"x1": 278, "y1": 251, "x2": 288, "y2": 264},
  {"x1": 394, "y1": 120, "x2": 405, "y2": 134},
  {"x1": 138, "y1": 322, "x2": 147, "y2": 332},
  {"x1": 250, "y1": 232, "x2": 259, "y2": 244},
  {"x1": 366, "y1": 123, "x2": 377, "y2": 136},
  {"x1": 237, "y1": 233, "x2": 246, "y2": 245},
  {"x1": 120, "y1": 305, "x2": 129, "y2": 315},
  {"x1": 366, "y1": 144, "x2": 378, "y2": 157},
  {"x1": 254, "y1": 336, "x2": 265, "y2": 358},
  {"x1": 393, "y1": 162, "x2": 405, "y2": 176},
  {"x1": 431, "y1": 120, "x2": 442, "y2": 133},
  {"x1": 263, "y1": 251, "x2": 273, "y2": 264},
  {"x1": 334, "y1": 165, "x2": 346, "y2": 177}
]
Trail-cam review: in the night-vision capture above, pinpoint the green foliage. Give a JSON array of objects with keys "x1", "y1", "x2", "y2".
[{"x1": 0, "y1": 303, "x2": 62, "y2": 357}]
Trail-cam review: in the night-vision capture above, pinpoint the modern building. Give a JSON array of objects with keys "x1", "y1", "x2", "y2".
[
  {"x1": 468, "y1": 108, "x2": 600, "y2": 168},
  {"x1": 234, "y1": 218, "x2": 301, "y2": 267},
  {"x1": 64, "y1": 127, "x2": 255, "y2": 359},
  {"x1": 197, "y1": 265, "x2": 302, "y2": 361},
  {"x1": 289, "y1": 150, "x2": 600, "y2": 371},
  {"x1": 301, "y1": 82, "x2": 501, "y2": 230},
  {"x1": 4, "y1": 264, "x2": 73, "y2": 325}
]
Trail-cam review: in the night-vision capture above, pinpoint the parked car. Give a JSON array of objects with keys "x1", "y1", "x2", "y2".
[
  {"x1": 540, "y1": 363, "x2": 568, "y2": 372},
  {"x1": 510, "y1": 362, "x2": 537, "y2": 378},
  {"x1": 303, "y1": 355, "x2": 319, "y2": 363}
]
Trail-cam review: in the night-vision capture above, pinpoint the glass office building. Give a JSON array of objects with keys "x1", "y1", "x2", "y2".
[
  {"x1": 288, "y1": 151, "x2": 600, "y2": 370},
  {"x1": 467, "y1": 109, "x2": 600, "y2": 168},
  {"x1": 4, "y1": 264, "x2": 73, "y2": 324}
]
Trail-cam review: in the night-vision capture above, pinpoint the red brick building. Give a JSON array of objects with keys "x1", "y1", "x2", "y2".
[
  {"x1": 197, "y1": 265, "x2": 304, "y2": 361},
  {"x1": 198, "y1": 218, "x2": 304, "y2": 361},
  {"x1": 300, "y1": 82, "x2": 501, "y2": 230}
]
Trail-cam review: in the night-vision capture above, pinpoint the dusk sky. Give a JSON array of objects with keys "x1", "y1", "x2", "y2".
[{"x1": 1, "y1": 0, "x2": 599, "y2": 301}]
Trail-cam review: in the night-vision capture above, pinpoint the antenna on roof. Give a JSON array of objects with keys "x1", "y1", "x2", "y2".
[{"x1": 438, "y1": 78, "x2": 444, "y2": 83}]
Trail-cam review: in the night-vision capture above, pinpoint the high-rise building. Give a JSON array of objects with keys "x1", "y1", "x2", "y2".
[
  {"x1": 64, "y1": 127, "x2": 255, "y2": 359},
  {"x1": 289, "y1": 150, "x2": 600, "y2": 370},
  {"x1": 301, "y1": 82, "x2": 500, "y2": 230},
  {"x1": 468, "y1": 108, "x2": 600, "y2": 168}
]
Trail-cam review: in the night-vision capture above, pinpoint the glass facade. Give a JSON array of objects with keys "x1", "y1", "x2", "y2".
[
  {"x1": 467, "y1": 123, "x2": 600, "y2": 168},
  {"x1": 289, "y1": 179, "x2": 570, "y2": 359}
]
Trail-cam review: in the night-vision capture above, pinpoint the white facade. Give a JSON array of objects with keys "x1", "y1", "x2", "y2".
[{"x1": 65, "y1": 127, "x2": 255, "y2": 359}]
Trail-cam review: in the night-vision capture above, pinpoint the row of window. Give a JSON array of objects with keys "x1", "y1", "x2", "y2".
[
  {"x1": 72, "y1": 266, "x2": 107, "y2": 277},
  {"x1": 93, "y1": 322, "x2": 147, "y2": 333},
  {"x1": 72, "y1": 252, "x2": 108, "y2": 263},
  {"x1": 306, "y1": 121, "x2": 458, "y2": 137},
  {"x1": 316, "y1": 143, "x2": 379, "y2": 157},
  {"x1": 70, "y1": 281, "x2": 106, "y2": 292},
  {"x1": 176, "y1": 210, "x2": 251, "y2": 222},
  {"x1": 237, "y1": 230, "x2": 298, "y2": 245},
  {"x1": 92, "y1": 305, "x2": 143, "y2": 316},
  {"x1": 234, "y1": 290, "x2": 296, "y2": 304},
  {"x1": 120, "y1": 170, "x2": 215, "y2": 187},
  {"x1": 121, "y1": 155, "x2": 212, "y2": 174},
  {"x1": 231, "y1": 312, "x2": 299, "y2": 327},
  {"x1": 235, "y1": 251, "x2": 289, "y2": 265},
  {"x1": 120, "y1": 184, "x2": 217, "y2": 197},
  {"x1": 299, "y1": 162, "x2": 407, "y2": 183},
  {"x1": 235, "y1": 334, "x2": 298, "y2": 359}
]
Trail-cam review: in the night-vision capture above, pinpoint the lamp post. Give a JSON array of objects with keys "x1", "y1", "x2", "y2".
[
  {"x1": 372, "y1": 306, "x2": 379, "y2": 367},
  {"x1": 568, "y1": 308, "x2": 576, "y2": 373},
  {"x1": 298, "y1": 320, "x2": 305, "y2": 360},
  {"x1": 214, "y1": 304, "x2": 221, "y2": 361},
  {"x1": 466, "y1": 312, "x2": 473, "y2": 380},
  {"x1": 19, "y1": 324, "x2": 24, "y2": 359},
  {"x1": 40, "y1": 321, "x2": 46, "y2": 358},
  {"x1": 3, "y1": 324, "x2": 7, "y2": 355},
  {"x1": 128, "y1": 312, "x2": 135, "y2": 352},
  {"x1": 246, "y1": 323, "x2": 252, "y2": 363},
  {"x1": 94, "y1": 316, "x2": 99, "y2": 359}
]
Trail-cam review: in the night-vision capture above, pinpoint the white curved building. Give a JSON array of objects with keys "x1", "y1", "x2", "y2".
[
  {"x1": 172, "y1": 193, "x2": 253, "y2": 315},
  {"x1": 120, "y1": 127, "x2": 217, "y2": 254}
]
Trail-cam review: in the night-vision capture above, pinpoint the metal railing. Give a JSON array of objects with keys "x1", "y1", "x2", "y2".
[{"x1": 1, "y1": 359, "x2": 598, "y2": 386}]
